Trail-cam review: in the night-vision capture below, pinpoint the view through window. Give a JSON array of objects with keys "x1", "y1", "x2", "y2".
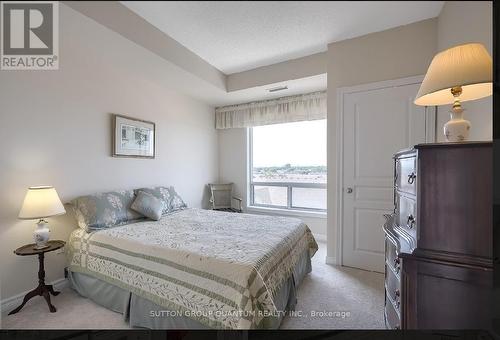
[{"x1": 250, "y1": 119, "x2": 327, "y2": 211}]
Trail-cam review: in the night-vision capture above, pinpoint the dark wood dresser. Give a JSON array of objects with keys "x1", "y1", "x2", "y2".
[{"x1": 383, "y1": 142, "x2": 493, "y2": 329}]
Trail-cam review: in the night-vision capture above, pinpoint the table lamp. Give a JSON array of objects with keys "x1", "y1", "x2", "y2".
[
  {"x1": 414, "y1": 43, "x2": 492, "y2": 142},
  {"x1": 18, "y1": 186, "x2": 66, "y2": 249}
]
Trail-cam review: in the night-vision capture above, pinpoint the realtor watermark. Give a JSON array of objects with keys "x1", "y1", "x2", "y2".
[
  {"x1": 1, "y1": 1, "x2": 59, "y2": 70},
  {"x1": 149, "y1": 309, "x2": 351, "y2": 319}
]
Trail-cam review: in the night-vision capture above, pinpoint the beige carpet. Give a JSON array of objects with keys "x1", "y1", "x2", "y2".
[{"x1": 1, "y1": 241, "x2": 385, "y2": 329}]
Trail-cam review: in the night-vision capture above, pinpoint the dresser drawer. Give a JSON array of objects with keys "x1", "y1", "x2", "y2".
[
  {"x1": 385, "y1": 237, "x2": 399, "y2": 271},
  {"x1": 395, "y1": 194, "x2": 417, "y2": 232},
  {"x1": 396, "y1": 156, "x2": 417, "y2": 195},
  {"x1": 385, "y1": 293, "x2": 401, "y2": 329},
  {"x1": 385, "y1": 267, "x2": 401, "y2": 311}
]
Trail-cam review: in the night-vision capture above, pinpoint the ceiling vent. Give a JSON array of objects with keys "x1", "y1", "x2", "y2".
[{"x1": 267, "y1": 85, "x2": 288, "y2": 93}]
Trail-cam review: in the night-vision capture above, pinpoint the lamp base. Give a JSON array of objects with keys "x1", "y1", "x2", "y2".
[
  {"x1": 34, "y1": 219, "x2": 51, "y2": 249},
  {"x1": 444, "y1": 106, "x2": 470, "y2": 142}
]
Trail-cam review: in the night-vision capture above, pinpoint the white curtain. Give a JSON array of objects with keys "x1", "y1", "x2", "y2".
[{"x1": 215, "y1": 91, "x2": 326, "y2": 129}]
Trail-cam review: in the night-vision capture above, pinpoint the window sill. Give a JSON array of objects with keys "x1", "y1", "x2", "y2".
[{"x1": 245, "y1": 206, "x2": 327, "y2": 219}]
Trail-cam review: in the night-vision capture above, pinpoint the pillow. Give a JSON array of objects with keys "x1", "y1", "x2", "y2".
[
  {"x1": 134, "y1": 186, "x2": 171, "y2": 215},
  {"x1": 169, "y1": 186, "x2": 187, "y2": 212},
  {"x1": 130, "y1": 191, "x2": 163, "y2": 220},
  {"x1": 134, "y1": 186, "x2": 187, "y2": 214},
  {"x1": 71, "y1": 190, "x2": 144, "y2": 232}
]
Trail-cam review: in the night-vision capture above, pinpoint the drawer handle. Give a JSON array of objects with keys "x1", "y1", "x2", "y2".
[
  {"x1": 393, "y1": 258, "x2": 401, "y2": 273},
  {"x1": 407, "y1": 172, "x2": 416, "y2": 184},
  {"x1": 394, "y1": 289, "x2": 401, "y2": 308},
  {"x1": 406, "y1": 215, "x2": 415, "y2": 229}
]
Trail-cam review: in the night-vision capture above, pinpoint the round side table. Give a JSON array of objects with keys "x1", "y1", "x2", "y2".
[{"x1": 9, "y1": 240, "x2": 66, "y2": 315}]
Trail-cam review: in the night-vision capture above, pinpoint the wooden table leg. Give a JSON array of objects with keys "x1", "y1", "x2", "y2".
[
  {"x1": 7, "y1": 286, "x2": 41, "y2": 315},
  {"x1": 46, "y1": 284, "x2": 60, "y2": 296},
  {"x1": 8, "y1": 252, "x2": 58, "y2": 315},
  {"x1": 41, "y1": 288, "x2": 56, "y2": 312}
]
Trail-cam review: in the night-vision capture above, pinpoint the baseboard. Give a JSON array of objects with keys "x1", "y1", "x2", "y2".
[
  {"x1": 1, "y1": 277, "x2": 68, "y2": 315},
  {"x1": 325, "y1": 256, "x2": 338, "y2": 265}
]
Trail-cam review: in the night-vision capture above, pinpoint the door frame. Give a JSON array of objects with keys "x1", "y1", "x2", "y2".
[{"x1": 335, "y1": 75, "x2": 436, "y2": 267}]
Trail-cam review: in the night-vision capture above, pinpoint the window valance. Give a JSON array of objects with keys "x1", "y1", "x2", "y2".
[{"x1": 215, "y1": 91, "x2": 326, "y2": 129}]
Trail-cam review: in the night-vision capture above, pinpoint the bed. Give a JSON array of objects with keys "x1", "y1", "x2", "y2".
[{"x1": 66, "y1": 207, "x2": 318, "y2": 329}]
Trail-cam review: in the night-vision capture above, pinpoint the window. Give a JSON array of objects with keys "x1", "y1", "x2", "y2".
[{"x1": 249, "y1": 120, "x2": 327, "y2": 212}]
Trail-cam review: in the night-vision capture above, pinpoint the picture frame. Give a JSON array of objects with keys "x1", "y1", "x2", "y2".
[{"x1": 112, "y1": 114, "x2": 155, "y2": 158}]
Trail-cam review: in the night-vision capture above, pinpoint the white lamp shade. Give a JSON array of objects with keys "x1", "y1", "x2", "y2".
[
  {"x1": 414, "y1": 43, "x2": 492, "y2": 106},
  {"x1": 18, "y1": 186, "x2": 66, "y2": 220}
]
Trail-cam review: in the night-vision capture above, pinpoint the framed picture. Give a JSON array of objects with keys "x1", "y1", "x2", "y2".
[{"x1": 112, "y1": 114, "x2": 155, "y2": 158}]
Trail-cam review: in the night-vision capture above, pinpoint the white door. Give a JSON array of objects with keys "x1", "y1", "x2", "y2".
[{"x1": 340, "y1": 79, "x2": 434, "y2": 273}]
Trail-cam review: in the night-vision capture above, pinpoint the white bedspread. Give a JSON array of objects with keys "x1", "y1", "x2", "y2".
[{"x1": 67, "y1": 208, "x2": 317, "y2": 329}]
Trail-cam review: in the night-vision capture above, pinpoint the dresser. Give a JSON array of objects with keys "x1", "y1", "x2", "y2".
[{"x1": 383, "y1": 142, "x2": 493, "y2": 329}]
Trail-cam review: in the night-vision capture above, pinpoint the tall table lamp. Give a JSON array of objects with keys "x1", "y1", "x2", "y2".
[
  {"x1": 414, "y1": 43, "x2": 492, "y2": 142},
  {"x1": 18, "y1": 186, "x2": 66, "y2": 249}
]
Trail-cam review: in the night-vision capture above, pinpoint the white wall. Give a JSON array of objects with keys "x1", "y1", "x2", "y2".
[
  {"x1": 218, "y1": 128, "x2": 327, "y2": 241},
  {"x1": 436, "y1": 1, "x2": 493, "y2": 142},
  {"x1": 226, "y1": 52, "x2": 327, "y2": 92},
  {"x1": 0, "y1": 4, "x2": 218, "y2": 301},
  {"x1": 218, "y1": 128, "x2": 249, "y2": 207},
  {"x1": 326, "y1": 18, "x2": 438, "y2": 262}
]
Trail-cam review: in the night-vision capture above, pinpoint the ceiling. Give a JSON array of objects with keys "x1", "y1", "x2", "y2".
[{"x1": 122, "y1": 1, "x2": 444, "y2": 75}]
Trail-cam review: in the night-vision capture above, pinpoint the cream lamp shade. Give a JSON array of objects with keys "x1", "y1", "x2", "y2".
[
  {"x1": 415, "y1": 43, "x2": 492, "y2": 142},
  {"x1": 415, "y1": 43, "x2": 492, "y2": 106},
  {"x1": 18, "y1": 186, "x2": 66, "y2": 220}
]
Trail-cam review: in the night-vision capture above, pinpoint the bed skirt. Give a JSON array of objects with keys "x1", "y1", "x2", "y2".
[{"x1": 68, "y1": 247, "x2": 312, "y2": 329}]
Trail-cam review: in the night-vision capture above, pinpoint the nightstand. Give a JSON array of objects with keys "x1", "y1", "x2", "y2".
[{"x1": 9, "y1": 240, "x2": 66, "y2": 315}]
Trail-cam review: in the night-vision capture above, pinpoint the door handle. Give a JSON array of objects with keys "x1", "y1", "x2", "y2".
[{"x1": 346, "y1": 187, "x2": 353, "y2": 193}]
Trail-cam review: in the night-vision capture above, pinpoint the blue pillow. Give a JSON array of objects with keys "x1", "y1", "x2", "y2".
[
  {"x1": 169, "y1": 186, "x2": 187, "y2": 212},
  {"x1": 134, "y1": 186, "x2": 172, "y2": 215},
  {"x1": 71, "y1": 190, "x2": 144, "y2": 232},
  {"x1": 130, "y1": 191, "x2": 163, "y2": 220},
  {"x1": 135, "y1": 186, "x2": 187, "y2": 214}
]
